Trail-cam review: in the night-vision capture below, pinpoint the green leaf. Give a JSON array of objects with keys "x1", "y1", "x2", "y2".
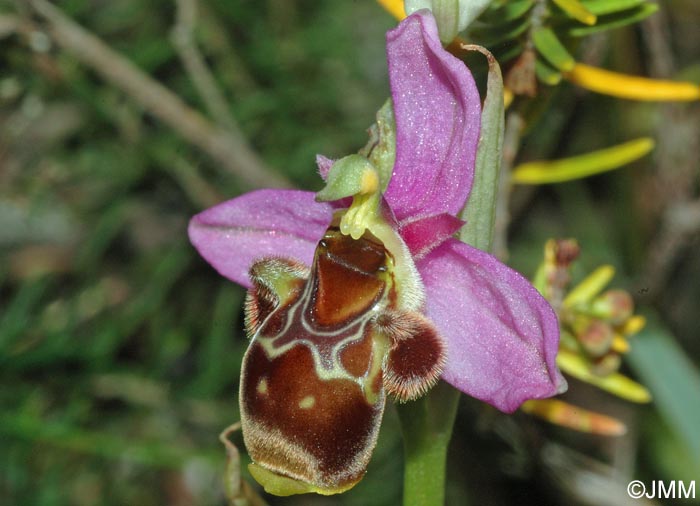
[
  {"x1": 0, "y1": 278, "x2": 52, "y2": 354},
  {"x1": 482, "y1": 0, "x2": 534, "y2": 23},
  {"x1": 491, "y1": 41, "x2": 525, "y2": 65},
  {"x1": 627, "y1": 311, "x2": 700, "y2": 462},
  {"x1": 580, "y1": 0, "x2": 647, "y2": 16},
  {"x1": 459, "y1": 45, "x2": 504, "y2": 252},
  {"x1": 470, "y1": 15, "x2": 531, "y2": 47},
  {"x1": 533, "y1": 27, "x2": 575, "y2": 72},
  {"x1": 535, "y1": 58, "x2": 563, "y2": 85},
  {"x1": 567, "y1": 4, "x2": 659, "y2": 36},
  {"x1": 512, "y1": 137, "x2": 654, "y2": 184}
]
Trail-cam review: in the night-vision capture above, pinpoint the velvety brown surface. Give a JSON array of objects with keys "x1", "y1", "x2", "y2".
[{"x1": 241, "y1": 343, "x2": 382, "y2": 485}]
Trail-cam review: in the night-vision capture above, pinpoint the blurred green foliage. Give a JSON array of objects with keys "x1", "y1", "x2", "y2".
[{"x1": 1, "y1": 1, "x2": 699, "y2": 505}]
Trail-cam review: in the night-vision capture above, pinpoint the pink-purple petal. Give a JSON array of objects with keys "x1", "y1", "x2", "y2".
[
  {"x1": 188, "y1": 189, "x2": 332, "y2": 287},
  {"x1": 417, "y1": 239, "x2": 565, "y2": 413},
  {"x1": 385, "y1": 11, "x2": 481, "y2": 222},
  {"x1": 315, "y1": 154, "x2": 334, "y2": 181},
  {"x1": 399, "y1": 213, "x2": 464, "y2": 260}
]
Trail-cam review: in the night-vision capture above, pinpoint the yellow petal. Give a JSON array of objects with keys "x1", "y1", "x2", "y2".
[
  {"x1": 565, "y1": 63, "x2": 700, "y2": 101},
  {"x1": 621, "y1": 315, "x2": 646, "y2": 336},
  {"x1": 512, "y1": 138, "x2": 654, "y2": 184},
  {"x1": 377, "y1": 0, "x2": 406, "y2": 20},
  {"x1": 612, "y1": 334, "x2": 631, "y2": 354},
  {"x1": 522, "y1": 399, "x2": 627, "y2": 436},
  {"x1": 557, "y1": 350, "x2": 652, "y2": 403}
]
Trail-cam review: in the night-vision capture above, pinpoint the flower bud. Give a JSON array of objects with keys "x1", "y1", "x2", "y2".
[
  {"x1": 590, "y1": 289, "x2": 634, "y2": 326},
  {"x1": 573, "y1": 317, "x2": 614, "y2": 358},
  {"x1": 591, "y1": 352, "x2": 622, "y2": 376}
]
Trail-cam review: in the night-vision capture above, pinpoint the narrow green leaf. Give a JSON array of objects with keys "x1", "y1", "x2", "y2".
[
  {"x1": 120, "y1": 246, "x2": 191, "y2": 336},
  {"x1": 535, "y1": 58, "x2": 563, "y2": 85},
  {"x1": 580, "y1": 0, "x2": 647, "y2": 16},
  {"x1": 552, "y1": 0, "x2": 597, "y2": 25},
  {"x1": 512, "y1": 137, "x2": 654, "y2": 184},
  {"x1": 459, "y1": 45, "x2": 504, "y2": 252},
  {"x1": 0, "y1": 278, "x2": 52, "y2": 354},
  {"x1": 627, "y1": 311, "x2": 700, "y2": 461},
  {"x1": 567, "y1": 4, "x2": 658, "y2": 36},
  {"x1": 470, "y1": 16, "x2": 531, "y2": 47},
  {"x1": 492, "y1": 41, "x2": 525, "y2": 65},
  {"x1": 533, "y1": 27, "x2": 575, "y2": 72},
  {"x1": 189, "y1": 284, "x2": 243, "y2": 396},
  {"x1": 482, "y1": 0, "x2": 534, "y2": 23}
]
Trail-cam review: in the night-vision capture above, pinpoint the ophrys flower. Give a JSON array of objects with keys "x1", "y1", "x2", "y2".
[{"x1": 189, "y1": 10, "x2": 564, "y2": 496}]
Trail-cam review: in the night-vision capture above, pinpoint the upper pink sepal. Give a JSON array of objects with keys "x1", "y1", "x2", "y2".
[
  {"x1": 417, "y1": 239, "x2": 566, "y2": 413},
  {"x1": 384, "y1": 10, "x2": 481, "y2": 222},
  {"x1": 188, "y1": 189, "x2": 332, "y2": 288}
]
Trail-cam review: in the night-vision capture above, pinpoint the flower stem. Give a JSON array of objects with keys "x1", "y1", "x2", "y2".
[{"x1": 397, "y1": 382, "x2": 461, "y2": 506}]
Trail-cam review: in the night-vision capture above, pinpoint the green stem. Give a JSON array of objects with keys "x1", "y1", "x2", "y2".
[{"x1": 397, "y1": 382, "x2": 461, "y2": 506}]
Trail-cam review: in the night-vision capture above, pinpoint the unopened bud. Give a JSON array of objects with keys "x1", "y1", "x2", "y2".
[
  {"x1": 574, "y1": 317, "x2": 614, "y2": 357},
  {"x1": 554, "y1": 239, "x2": 580, "y2": 267},
  {"x1": 591, "y1": 352, "x2": 621, "y2": 376},
  {"x1": 591, "y1": 289, "x2": 634, "y2": 326}
]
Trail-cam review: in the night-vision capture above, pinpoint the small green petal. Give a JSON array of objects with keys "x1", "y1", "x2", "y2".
[{"x1": 315, "y1": 155, "x2": 379, "y2": 202}]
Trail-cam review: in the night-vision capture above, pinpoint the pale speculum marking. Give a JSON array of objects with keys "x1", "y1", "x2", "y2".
[
  {"x1": 298, "y1": 396, "x2": 315, "y2": 409},
  {"x1": 256, "y1": 377, "x2": 268, "y2": 395}
]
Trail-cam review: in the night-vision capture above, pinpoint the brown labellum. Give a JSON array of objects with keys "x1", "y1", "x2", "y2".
[{"x1": 239, "y1": 225, "x2": 446, "y2": 495}]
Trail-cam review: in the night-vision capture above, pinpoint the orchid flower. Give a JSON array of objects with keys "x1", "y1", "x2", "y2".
[{"x1": 189, "y1": 10, "x2": 564, "y2": 497}]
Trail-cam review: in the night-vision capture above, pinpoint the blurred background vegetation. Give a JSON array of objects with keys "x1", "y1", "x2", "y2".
[{"x1": 0, "y1": 1, "x2": 698, "y2": 505}]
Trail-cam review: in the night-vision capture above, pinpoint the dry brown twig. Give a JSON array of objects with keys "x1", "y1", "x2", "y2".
[
  {"x1": 171, "y1": 0, "x2": 237, "y2": 133},
  {"x1": 23, "y1": 0, "x2": 291, "y2": 189}
]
